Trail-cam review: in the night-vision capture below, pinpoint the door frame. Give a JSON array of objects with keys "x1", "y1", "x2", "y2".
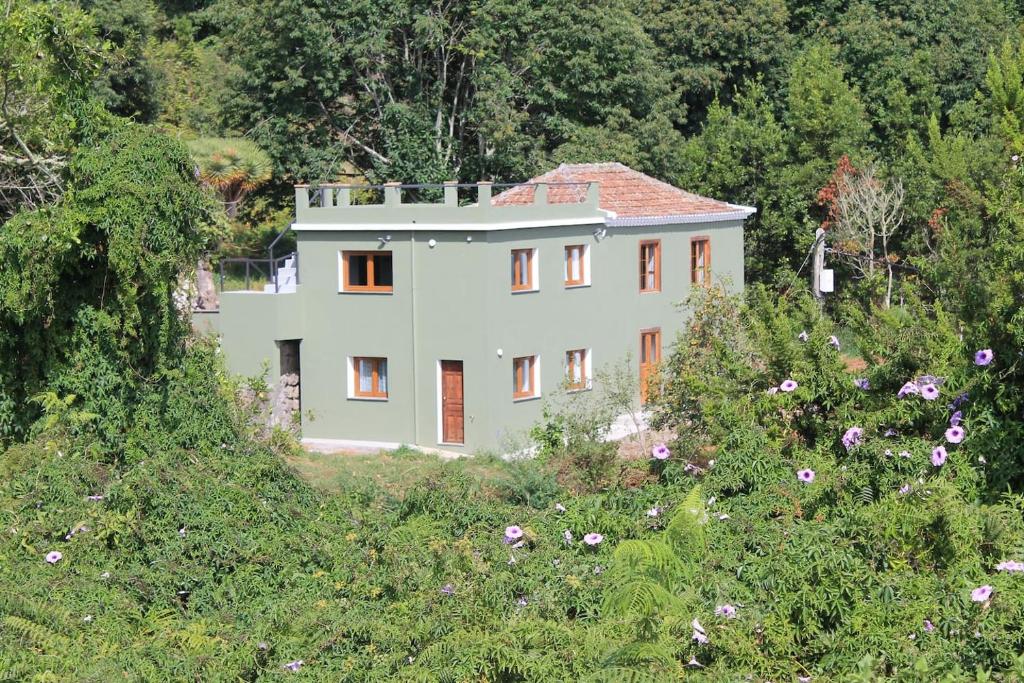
[{"x1": 436, "y1": 359, "x2": 465, "y2": 445}]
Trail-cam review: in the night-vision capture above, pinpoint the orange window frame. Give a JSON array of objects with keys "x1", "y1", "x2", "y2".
[
  {"x1": 566, "y1": 349, "x2": 588, "y2": 391},
  {"x1": 564, "y1": 245, "x2": 586, "y2": 286},
  {"x1": 513, "y1": 355, "x2": 537, "y2": 399},
  {"x1": 353, "y1": 357, "x2": 388, "y2": 398},
  {"x1": 690, "y1": 237, "x2": 711, "y2": 286},
  {"x1": 343, "y1": 251, "x2": 393, "y2": 292},
  {"x1": 639, "y1": 328, "x2": 661, "y2": 404},
  {"x1": 639, "y1": 240, "x2": 661, "y2": 292},
  {"x1": 511, "y1": 249, "x2": 534, "y2": 291}
]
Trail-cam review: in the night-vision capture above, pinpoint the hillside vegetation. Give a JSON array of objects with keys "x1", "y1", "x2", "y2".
[{"x1": 3, "y1": 0, "x2": 1024, "y2": 680}]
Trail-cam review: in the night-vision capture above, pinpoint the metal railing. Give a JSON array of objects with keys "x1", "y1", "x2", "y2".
[{"x1": 218, "y1": 251, "x2": 297, "y2": 293}]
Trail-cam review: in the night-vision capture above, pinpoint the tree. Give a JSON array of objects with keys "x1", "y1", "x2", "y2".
[
  {"x1": 0, "y1": 0, "x2": 105, "y2": 220},
  {"x1": 187, "y1": 137, "x2": 272, "y2": 217},
  {"x1": 821, "y1": 161, "x2": 906, "y2": 308}
]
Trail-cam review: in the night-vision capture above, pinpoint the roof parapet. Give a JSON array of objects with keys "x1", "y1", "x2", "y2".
[{"x1": 292, "y1": 180, "x2": 605, "y2": 228}]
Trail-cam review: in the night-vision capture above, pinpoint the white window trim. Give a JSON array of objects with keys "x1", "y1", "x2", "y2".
[
  {"x1": 337, "y1": 251, "x2": 345, "y2": 293},
  {"x1": 346, "y1": 356, "x2": 389, "y2": 401},
  {"x1": 513, "y1": 354, "x2": 541, "y2": 402},
  {"x1": 563, "y1": 244, "x2": 591, "y2": 288},
  {"x1": 565, "y1": 348, "x2": 593, "y2": 391},
  {"x1": 511, "y1": 247, "x2": 540, "y2": 293}
]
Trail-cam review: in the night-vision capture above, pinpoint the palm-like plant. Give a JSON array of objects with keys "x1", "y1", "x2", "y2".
[{"x1": 187, "y1": 137, "x2": 272, "y2": 217}]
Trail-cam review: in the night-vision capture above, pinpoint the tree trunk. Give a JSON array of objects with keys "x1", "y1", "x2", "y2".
[{"x1": 195, "y1": 256, "x2": 219, "y2": 311}]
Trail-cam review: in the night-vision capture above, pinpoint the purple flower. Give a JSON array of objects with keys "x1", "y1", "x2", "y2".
[
  {"x1": 440, "y1": 583, "x2": 455, "y2": 595},
  {"x1": 766, "y1": 386, "x2": 778, "y2": 395},
  {"x1": 949, "y1": 410, "x2": 962, "y2": 427},
  {"x1": 996, "y1": 560, "x2": 1024, "y2": 572},
  {"x1": 884, "y1": 428, "x2": 898, "y2": 437},
  {"x1": 842, "y1": 426, "x2": 863, "y2": 451},
  {"x1": 931, "y1": 446, "x2": 948, "y2": 466},
  {"x1": 563, "y1": 530, "x2": 573, "y2": 545},
  {"x1": 829, "y1": 335, "x2": 841, "y2": 350},
  {"x1": 516, "y1": 596, "x2": 528, "y2": 607},
  {"x1": 780, "y1": 379, "x2": 798, "y2": 392},
  {"x1": 945, "y1": 426, "x2": 965, "y2": 444},
  {"x1": 920, "y1": 383, "x2": 939, "y2": 401},
  {"x1": 646, "y1": 506, "x2": 662, "y2": 518},
  {"x1": 282, "y1": 660, "x2": 303, "y2": 672},
  {"x1": 797, "y1": 468, "x2": 815, "y2": 483},
  {"x1": 651, "y1": 443, "x2": 671, "y2": 460},
  {"x1": 798, "y1": 330, "x2": 809, "y2": 342},
  {"x1": 898, "y1": 484, "x2": 911, "y2": 495},
  {"x1": 952, "y1": 391, "x2": 969, "y2": 409},
  {"x1": 715, "y1": 604, "x2": 737, "y2": 619},
  {"x1": 583, "y1": 533, "x2": 603, "y2": 546},
  {"x1": 504, "y1": 525, "x2": 523, "y2": 542},
  {"x1": 974, "y1": 349, "x2": 994, "y2": 366},
  {"x1": 45, "y1": 551, "x2": 62, "y2": 564},
  {"x1": 971, "y1": 585, "x2": 994, "y2": 603},
  {"x1": 853, "y1": 378, "x2": 870, "y2": 390},
  {"x1": 897, "y1": 381, "x2": 920, "y2": 398},
  {"x1": 924, "y1": 619, "x2": 935, "y2": 633}
]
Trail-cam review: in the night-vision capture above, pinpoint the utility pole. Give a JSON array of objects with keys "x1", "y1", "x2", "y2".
[{"x1": 812, "y1": 227, "x2": 826, "y2": 300}]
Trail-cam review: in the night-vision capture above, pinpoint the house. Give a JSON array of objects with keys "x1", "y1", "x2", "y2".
[{"x1": 193, "y1": 163, "x2": 755, "y2": 453}]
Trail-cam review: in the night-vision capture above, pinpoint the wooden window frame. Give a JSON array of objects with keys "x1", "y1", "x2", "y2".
[
  {"x1": 352, "y1": 356, "x2": 388, "y2": 399},
  {"x1": 690, "y1": 236, "x2": 711, "y2": 286},
  {"x1": 342, "y1": 251, "x2": 393, "y2": 293},
  {"x1": 639, "y1": 240, "x2": 661, "y2": 293},
  {"x1": 565, "y1": 348, "x2": 590, "y2": 391},
  {"x1": 511, "y1": 248, "x2": 536, "y2": 292},
  {"x1": 564, "y1": 244, "x2": 587, "y2": 287},
  {"x1": 513, "y1": 355, "x2": 539, "y2": 400}
]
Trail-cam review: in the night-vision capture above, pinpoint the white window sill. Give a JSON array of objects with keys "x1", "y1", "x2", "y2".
[
  {"x1": 438, "y1": 441, "x2": 465, "y2": 447},
  {"x1": 513, "y1": 395, "x2": 541, "y2": 403},
  {"x1": 339, "y1": 290, "x2": 394, "y2": 295},
  {"x1": 564, "y1": 283, "x2": 591, "y2": 289},
  {"x1": 348, "y1": 396, "x2": 389, "y2": 402},
  {"x1": 511, "y1": 288, "x2": 540, "y2": 295}
]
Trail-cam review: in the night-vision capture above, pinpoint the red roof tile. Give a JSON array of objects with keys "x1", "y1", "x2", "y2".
[{"x1": 492, "y1": 162, "x2": 743, "y2": 221}]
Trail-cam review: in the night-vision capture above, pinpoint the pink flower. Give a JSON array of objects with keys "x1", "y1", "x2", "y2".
[
  {"x1": 924, "y1": 619, "x2": 935, "y2": 633},
  {"x1": 920, "y1": 383, "x2": 939, "y2": 401},
  {"x1": 780, "y1": 379, "x2": 798, "y2": 392},
  {"x1": 898, "y1": 382, "x2": 920, "y2": 398},
  {"x1": 931, "y1": 446, "x2": 948, "y2": 467},
  {"x1": 504, "y1": 525, "x2": 523, "y2": 541},
  {"x1": 651, "y1": 443, "x2": 671, "y2": 460},
  {"x1": 841, "y1": 426, "x2": 863, "y2": 451},
  {"x1": 45, "y1": 551, "x2": 62, "y2": 564},
  {"x1": 971, "y1": 585, "x2": 993, "y2": 602},
  {"x1": 898, "y1": 484, "x2": 911, "y2": 495},
  {"x1": 974, "y1": 349, "x2": 994, "y2": 366},
  {"x1": 996, "y1": 560, "x2": 1024, "y2": 572},
  {"x1": 583, "y1": 533, "x2": 603, "y2": 546},
  {"x1": 282, "y1": 660, "x2": 303, "y2": 672},
  {"x1": 797, "y1": 468, "x2": 815, "y2": 483},
  {"x1": 945, "y1": 426, "x2": 965, "y2": 444}
]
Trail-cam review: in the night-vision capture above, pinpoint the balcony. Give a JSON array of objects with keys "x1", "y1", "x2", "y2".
[{"x1": 218, "y1": 251, "x2": 298, "y2": 294}]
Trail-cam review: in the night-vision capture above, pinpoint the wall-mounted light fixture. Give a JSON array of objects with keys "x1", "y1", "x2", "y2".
[
  {"x1": 593, "y1": 226, "x2": 607, "y2": 241},
  {"x1": 428, "y1": 238, "x2": 437, "y2": 248},
  {"x1": 496, "y1": 348, "x2": 503, "y2": 357}
]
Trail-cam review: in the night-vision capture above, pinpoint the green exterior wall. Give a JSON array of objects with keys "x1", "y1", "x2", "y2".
[{"x1": 209, "y1": 214, "x2": 745, "y2": 453}]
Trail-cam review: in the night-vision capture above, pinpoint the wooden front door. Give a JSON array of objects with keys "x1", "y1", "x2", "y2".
[
  {"x1": 639, "y1": 329, "x2": 661, "y2": 404},
  {"x1": 441, "y1": 360, "x2": 464, "y2": 444}
]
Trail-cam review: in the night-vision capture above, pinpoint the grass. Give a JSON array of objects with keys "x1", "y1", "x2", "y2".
[{"x1": 284, "y1": 445, "x2": 520, "y2": 498}]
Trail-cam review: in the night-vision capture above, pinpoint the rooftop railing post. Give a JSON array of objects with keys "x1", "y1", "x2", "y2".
[
  {"x1": 384, "y1": 182, "x2": 402, "y2": 207},
  {"x1": 295, "y1": 186, "x2": 309, "y2": 211},
  {"x1": 586, "y1": 181, "x2": 600, "y2": 206},
  {"x1": 320, "y1": 187, "x2": 334, "y2": 207},
  {"x1": 443, "y1": 181, "x2": 458, "y2": 206},
  {"x1": 533, "y1": 182, "x2": 548, "y2": 206},
  {"x1": 477, "y1": 181, "x2": 492, "y2": 208},
  {"x1": 336, "y1": 186, "x2": 351, "y2": 206}
]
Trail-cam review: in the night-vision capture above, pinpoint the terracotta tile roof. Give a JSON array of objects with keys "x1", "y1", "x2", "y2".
[{"x1": 492, "y1": 162, "x2": 748, "y2": 223}]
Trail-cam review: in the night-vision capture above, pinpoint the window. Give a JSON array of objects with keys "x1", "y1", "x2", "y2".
[
  {"x1": 564, "y1": 244, "x2": 588, "y2": 287},
  {"x1": 511, "y1": 248, "x2": 537, "y2": 292},
  {"x1": 513, "y1": 355, "x2": 539, "y2": 399},
  {"x1": 352, "y1": 357, "x2": 388, "y2": 398},
  {"x1": 565, "y1": 348, "x2": 591, "y2": 391},
  {"x1": 639, "y1": 240, "x2": 661, "y2": 292},
  {"x1": 639, "y1": 329, "x2": 661, "y2": 404},
  {"x1": 691, "y1": 237, "x2": 711, "y2": 286},
  {"x1": 342, "y1": 251, "x2": 393, "y2": 292}
]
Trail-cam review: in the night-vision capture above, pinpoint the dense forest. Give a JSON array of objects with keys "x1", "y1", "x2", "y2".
[{"x1": 3, "y1": 0, "x2": 1024, "y2": 679}]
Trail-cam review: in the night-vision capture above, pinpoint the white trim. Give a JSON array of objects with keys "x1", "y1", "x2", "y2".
[
  {"x1": 347, "y1": 356, "x2": 389, "y2": 400},
  {"x1": 510, "y1": 247, "x2": 540, "y2": 293},
  {"x1": 512, "y1": 354, "x2": 541, "y2": 401},
  {"x1": 563, "y1": 243, "x2": 591, "y2": 287},
  {"x1": 607, "y1": 206, "x2": 756, "y2": 227},
  {"x1": 564, "y1": 347, "x2": 593, "y2": 392},
  {"x1": 294, "y1": 216, "x2": 608, "y2": 232},
  {"x1": 435, "y1": 361, "x2": 443, "y2": 445}
]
